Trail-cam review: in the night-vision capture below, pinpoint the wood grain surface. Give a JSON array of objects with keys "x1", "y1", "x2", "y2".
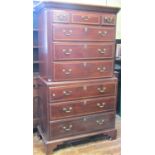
[{"x1": 33, "y1": 115, "x2": 121, "y2": 155}]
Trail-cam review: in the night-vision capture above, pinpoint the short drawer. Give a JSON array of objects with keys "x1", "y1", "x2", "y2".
[
  {"x1": 102, "y1": 14, "x2": 116, "y2": 25},
  {"x1": 49, "y1": 96, "x2": 116, "y2": 120},
  {"x1": 53, "y1": 42, "x2": 115, "y2": 60},
  {"x1": 53, "y1": 24, "x2": 115, "y2": 41},
  {"x1": 52, "y1": 10, "x2": 71, "y2": 23},
  {"x1": 71, "y1": 12, "x2": 101, "y2": 25},
  {"x1": 49, "y1": 80, "x2": 116, "y2": 102},
  {"x1": 50, "y1": 111, "x2": 115, "y2": 139},
  {"x1": 53, "y1": 60, "x2": 113, "y2": 81}
]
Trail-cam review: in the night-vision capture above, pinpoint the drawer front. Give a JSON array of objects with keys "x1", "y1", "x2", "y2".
[
  {"x1": 102, "y1": 14, "x2": 116, "y2": 25},
  {"x1": 50, "y1": 112, "x2": 115, "y2": 139},
  {"x1": 53, "y1": 60, "x2": 113, "y2": 81},
  {"x1": 53, "y1": 42, "x2": 115, "y2": 60},
  {"x1": 49, "y1": 81, "x2": 116, "y2": 102},
  {"x1": 49, "y1": 85, "x2": 84, "y2": 102},
  {"x1": 52, "y1": 10, "x2": 71, "y2": 23},
  {"x1": 86, "y1": 82, "x2": 116, "y2": 97},
  {"x1": 72, "y1": 12, "x2": 101, "y2": 25},
  {"x1": 50, "y1": 96, "x2": 116, "y2": 120},
  {"x1": 53, "y1": 24, "x2": 115, "y2": 41},
  {"x1": 53, "y1": 61, "x2": 86, "y2": 81}
]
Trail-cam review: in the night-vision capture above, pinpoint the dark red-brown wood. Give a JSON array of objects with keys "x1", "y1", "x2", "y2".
[
  {"x1": 51, "y1": 9, "x2": 116, "y2": 25},
  {"x1": 49, "y1": 79, "x2": 117, "y2": 102},
  {"x1": 53, "y1": 24, "x2": 115, "y2": 41},
  {"x1": 53, "y1": 60, "x2": 113, "y2": 81},
  {"x1": 53, "y1": 42, "x2": 115, "y2": 60},
  {"x1": 71, "y1": 11, "x2": 101, "y2": 25},
  {"x1": 50, "y1": 111, "x2": 115, "y2": 139},
  {"x1": 36, "y1": 1, "x2": 120, "y2": 154},
  {"x1": 49, "y1": 96, "x2": 116, "y2": 120}
]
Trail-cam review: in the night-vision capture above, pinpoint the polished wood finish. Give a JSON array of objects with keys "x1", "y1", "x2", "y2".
[
  {"x1": 53, "y1": 60, "x2": 113, "y2": 81},
  {"x1": 52, "y1": 9, "x2": 116, "y2": 25},
  {"x1": 49, "y1": 79, "x2": 117, "y2": 102},
  {"x1": 53, "y1": 42, "x2": 115, "y2": 60},
  {"x1": 34, "y1": 116, "x2": 121, "y2": 155},
  {"x1": 50, "y1": 112, "x2": 115, "y2": 139},
  {"x1": 36, "y1": 1, "x2": 120, "y2": 154},
  {"x1": 72, "y1": 11, "x2": 101, "y2": 25},
  {"x1": 53, "y1": 24, "x2": 115, "y2": 41},
  {"x1": 49, "y1": 96, "x2": 116, "y2": 120}
]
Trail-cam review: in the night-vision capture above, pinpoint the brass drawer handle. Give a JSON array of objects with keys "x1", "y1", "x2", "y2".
[
  {"x1": 97, "y1": 48, "x2": 106, "y2": 54},
  {"x1": 97, "y1": 67, "x2": 106, "y2": 72},
  {"x1": 81, "y1": 15, "x2": 89, "y2": 20},
  {"x1": 104, "y1": 17, "x2": 113, "y2": 23},
  {"x1": 63, "y1": 90, "x2": 72, "y2": 96},
  {"x1": 62, "y1": 49, "x2": 72, "y2": 55},
  {"x1": 96, "y1": 119, "x2": 104, "y2": 125},
  {"x1": 98, "y1": 31, "x2": 108, "y2": 36},
  {"x1": 62, "y1": 107, "x2": 73, "y2": 113},
  {"x1": 62, "y1": 69, "x2": 72, "y2": 75},
  {"x1": 97, "y1": 87, "x2": 106, "y2": 93},
  {"x1": 63, "y1": 29, "x2": 72, "y2": 36},
  {"x1": 63, "y1": 124, "x2": 72, "y2": 131},
  {"x1": 97, "y1": 102, "x2": 106, "y2": 108}
]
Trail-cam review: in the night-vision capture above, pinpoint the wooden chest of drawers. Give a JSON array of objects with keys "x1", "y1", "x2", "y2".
[{"x1": 36, "y1": 2, "x2": 120, "y2": 155}]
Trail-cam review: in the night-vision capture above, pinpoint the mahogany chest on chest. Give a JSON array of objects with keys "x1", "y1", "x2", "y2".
[{"x1": 36, "y1": 2, "x2": 120, "y2": 154}]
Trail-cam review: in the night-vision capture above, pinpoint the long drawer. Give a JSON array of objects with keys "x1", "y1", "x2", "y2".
[
  {"x1": 53, "y1": 42, "x2": 115, "y2": 60},
  {"x1": 49, "y1": 80, "x2": 116, "y2": 102},
  {"x1": 53, "y1": 60, "x2": 113, "y2": 81},
  {"x1": 49, "y1": 96, "x2": 116, "y2": 120},
  {"x1": 50, "y1": 111, "x2": 115, "y2": 139},
  {"x1": 53, "y1": 24, "x2": 115, "y2": 41}
]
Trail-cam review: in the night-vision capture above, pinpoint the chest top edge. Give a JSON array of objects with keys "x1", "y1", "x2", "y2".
[{"x1": 34, "y1": 1, "x2": 120, "y2": 14}]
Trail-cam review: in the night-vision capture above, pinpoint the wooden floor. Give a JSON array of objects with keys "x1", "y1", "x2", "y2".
[{"x1": 33, "y1": 115, "x2": 121, "y2": 155}]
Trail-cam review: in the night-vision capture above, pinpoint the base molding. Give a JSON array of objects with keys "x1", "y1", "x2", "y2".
[{"x1": 37, "y1": 126, "x2": 117, "y2": 155}]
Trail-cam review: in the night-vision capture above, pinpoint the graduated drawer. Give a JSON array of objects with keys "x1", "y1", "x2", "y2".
[
  {"x1": 53, "y1": 24, "x2": 115, "y2": 41},
  {"x1": 49, "y1": 96, "x2": 116, "y2": 120},
  {"x1": 50, "y1": 111, "x2": 115, "y2": 139},
  {"x1": 49, "y1": 81, "x2": 116, "y2": 102},
  {"x1": 53, "y1": 42, "x2": 115, "y2": 60},
  {"x1": 52, "y1": 10, "x2": 116, "y2": 25},
  {"x1": 53, "y1": 60, "x2": 113, "y2": 81}
]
